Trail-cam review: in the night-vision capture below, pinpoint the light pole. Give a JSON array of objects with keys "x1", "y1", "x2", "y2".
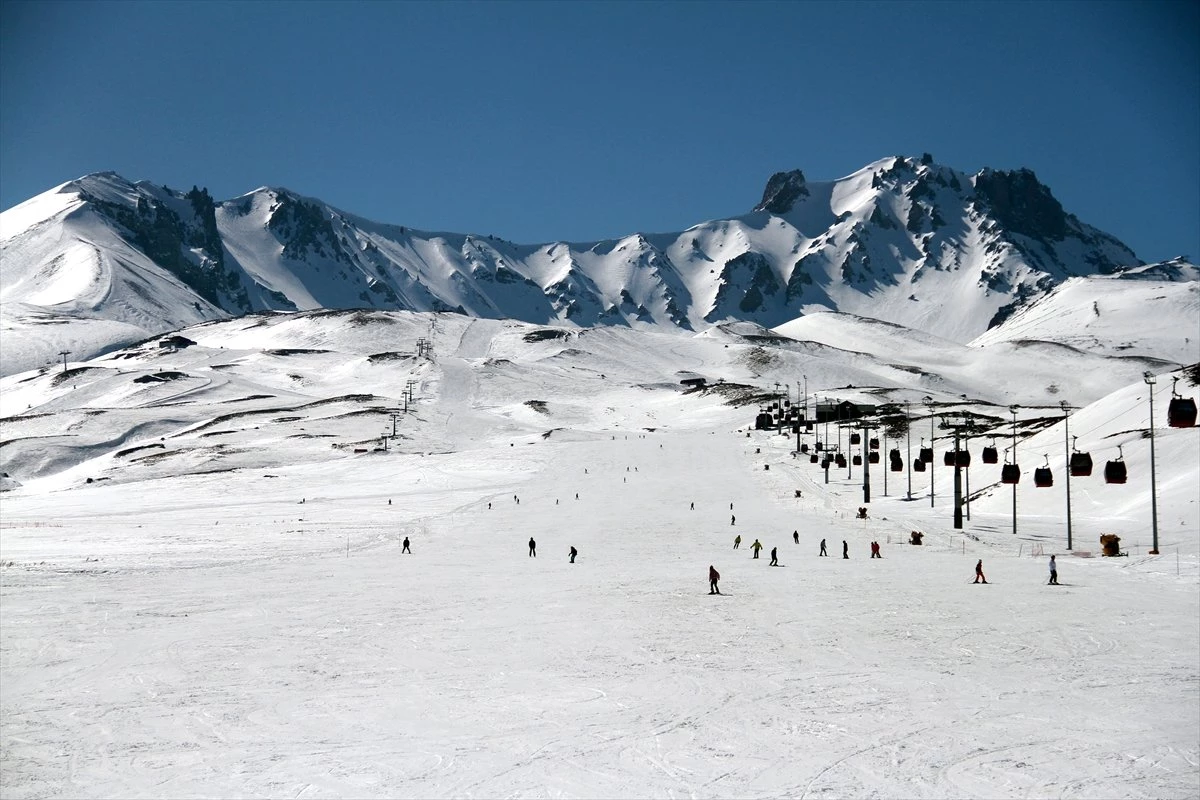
[
  {"x1": 924, "y1": 396, "x2": 935, "y2": 507},
  {"x1": 905, "y1": 401, "x2": 913, "y2": 500},
  {"x1": 861, "y1": 421, "x2": 871, "y2": 504},
  {"x1": 1061, "y1": 400, "x2": 1073, "y2": 551},
  {"x1": 1144, "y1": 372, "x2": 1160, "y2": 554},
  {"x1": 1010, "y1": 404, "x2": 1019, "y2": 537}
]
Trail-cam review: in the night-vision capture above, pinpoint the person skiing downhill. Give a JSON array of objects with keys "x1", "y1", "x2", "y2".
[
  {"x1": 751, "y1": 539, "x2": 764, "y2": 559},
  {"x1": 769, "y1": 546, "x2": 778, "y2": 566},
  {"x1": 974, "y1": 559, "x2": 987, "y2": 584},
  {"x1": 709, "y1": 565, "x2": 721, "y2": 594},
  {"x1": 734, "y1": 535, "x2": 742, "y2": 549},
  {"x1": 1048, "y1": 555, "x2": 1058, "y2": 585},
  {"x1": 528, "y1": 537, "x2": 537, "y2": 557},
  {"x1": 569, "y1": 546, "x2": 578, "y2": 564},
  {"x1": 819, "y1": 538, "x2": 827, "y2": 557}
]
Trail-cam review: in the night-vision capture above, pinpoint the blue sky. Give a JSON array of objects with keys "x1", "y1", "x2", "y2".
[{"x1": 1, "y1": 0, "x2": 1196, "y2": 262}]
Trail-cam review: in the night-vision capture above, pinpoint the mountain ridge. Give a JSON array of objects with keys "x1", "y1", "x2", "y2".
[{"x1": 2, "y1": 156, "x2": 1185, "y2": 376}]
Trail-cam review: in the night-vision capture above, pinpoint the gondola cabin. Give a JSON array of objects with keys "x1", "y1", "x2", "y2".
[
  {"x1": 982, "y1": 445, "x2": 999, "y2": 464},
  {"x1": 810, "y1": 454, "x2": 819, "y2": 464},
  {"x1": 920, "y1": 447, "x2": 933, "y2": 464},
  {"x1": 1104, "y1": 459, "x2": 1127, "y2": 484},
  {"x1": 800, "y1": 443, "x2": 809, "y2": 453},
  {"x1": 943, "y1": 451, "x2": 955, "y2": 467},
  {"x1": 850, "y1": 433, "x2": 861, "y2": 445},
  {"x1": 869, "y1": 438, "x2": 879, "y2": 450},
  {"x1": 913, "y1": 458, "x2": 926, "y2": 472},
  {"x1": 890, "y1": 457, "x2": 904, "y2": 472},
  {"x1": 1001, "y1": 464, "x2": 1021, "y2": 484},
  {"x1": 1069, "y1": 451, "x2": 1093, "y2": 477},
  {"x1": 835, "y1": 454, "x2": 847, "y2": 468},
  {"x1": 868, "y1": 451, "x2": 880, "y2": 464},
  {"x1": 955, "y1": 450, "x2": 971, "y2": 468},
  {"x1": 852, "y1": 454, "x2": 863, "y2": 466},
  {"x1": 1034, "y1": 466, "x2": 1054, "y2": 487},
  {"x1": 1169, "y1": 396, "x2": 1197, "y2": 428}
]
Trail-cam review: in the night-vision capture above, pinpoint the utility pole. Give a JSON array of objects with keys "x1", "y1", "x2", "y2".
[
  {"x1": 905, "y1": 401, "x2": 913, "y2": 500},
  {"x1": 1061, "y1": 400, "x2": 1073, "y2": 551},
  {"x1": 1010, "y1": 404, "x2": 1020, "y2": 537},
  {"x1": 860, "y1": 420, "x2": 871, "y2": 503},
  {"x1": 1144, "y1": 373, "x2": 1160, "y2": 554},
  {"x1": 940, "y1": 415, "x2": 976, "y2": 530},
  {"x1": 924, "y1": 396, "x2": 935, "y2": 507}
]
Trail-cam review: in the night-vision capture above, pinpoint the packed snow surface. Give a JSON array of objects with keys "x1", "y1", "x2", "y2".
[{"x1": 1, "y1": 311, "x2": 1197, "y2": 799}]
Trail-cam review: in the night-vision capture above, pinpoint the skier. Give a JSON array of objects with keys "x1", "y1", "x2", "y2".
[
  {"x1": 731, "y1": 514, "x2": 736, "y2": 526},
  {"x1": 843, "y1": 540, "x2": 849, "y2": 559},
  {"x1": 769, "y1": 546, "x2": 778, "y2": 566},
  {"x1": 870, "y1": 541, "x2": 881, "y2": 558},
  {"x1": 751, "y1": 539, "x2": 764, "y2": 559},
  {"x1": 974, "y1": 559, "x2": 987, "y2": 584},
  {"x1": 793, "y1": 530, "x2": 799, "y2": 545},
  {"x1": 734, "y1": 534, "x2": 742, "y2": 549},
  {"x1": 690, "y1": 502, "x2": 694, "y2": 510},
  {"x1": 709, "y1": 565, "x2": 721, "y2": 595},
  {"x1": 569, "y1": 546, "x2": 578, "y2": 564},
  {"x1": 819, "y1": 538, "x2": 827, "y2": 557},
  {"x1": 402, "y1": 536, "x2": 411, "y2": 553},
  {"x1": 529, "y1": 537, "x2": 537, "y2": 557},
  {"x1": 1048, "y1": 554, "x2": 1058, "y2": 585}
]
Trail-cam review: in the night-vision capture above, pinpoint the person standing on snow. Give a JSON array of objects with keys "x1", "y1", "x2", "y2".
[
  {"x1": 842, "y1": 540, "x2": 849, "y2": 559},
  {"x1": 870, "y1": 541, "x2": 881, "y2": 558},
  {"x1": 793, "y1": 530, "x2": 799, "y2": 545},
  {"x1": 731, "y1": 514, "x2": 736, "y2": 526},
  {"x1": 709, "y1": 565, "x2": 721, "y2": 595},
  {"x1": 734, "y1": 534, "x2": 742, "y2": 549},
  {"x1": 769, "y1": 546, "x2": 778, "y2": 566},
  {"x1": 974, "y1": 559, "x2": 987, "y2": 584},
  {"x1": 751, "y1": 539, "x2": 764, "y2": 559},
  {"x1": 402, "y1": 536, "x2": 411, "y2": 554},
  {"x1": 1048, "y1": 555, "x2": 1058, "y2": 585},
  {"x1": 528, "y1": 537, "x2": 537, "y2": 557},
  {"x1": 819, "y1": 538, "x2": 827, "y2": 557},
  {"x1": 569, "y1": 546, "x2": 578, "y2": 564}
]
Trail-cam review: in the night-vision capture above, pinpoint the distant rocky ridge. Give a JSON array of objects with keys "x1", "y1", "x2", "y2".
[{"x1": 2, "y1": 155, "x2": 1187, "y2": 376}]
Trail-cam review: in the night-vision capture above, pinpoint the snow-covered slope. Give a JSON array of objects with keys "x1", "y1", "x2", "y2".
[
  {"x1": 1, "y1": 307, "x2": 1197, "y2": 799},
  {"x1": 2, "y1": 157, "x2": 1164, "y2": 376}
]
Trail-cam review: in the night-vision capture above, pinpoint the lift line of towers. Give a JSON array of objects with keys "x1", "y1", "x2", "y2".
[{"x1": 752, "y1": 376, "x2": 1198, "y2": 554}]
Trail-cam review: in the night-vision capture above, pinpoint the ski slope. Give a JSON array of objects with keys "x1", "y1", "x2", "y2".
[{"x1": 1, "y1": 311, "x2": 1197, "y2": 799}]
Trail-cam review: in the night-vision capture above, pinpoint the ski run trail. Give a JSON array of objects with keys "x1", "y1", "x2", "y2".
[{"x1": 2, "y1": 405, "x2": 1197, "y2": 800}]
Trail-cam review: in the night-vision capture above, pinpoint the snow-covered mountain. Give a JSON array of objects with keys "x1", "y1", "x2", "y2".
[{"x1": 2, "y1": 156, "x2": 1169, "y2": 376}]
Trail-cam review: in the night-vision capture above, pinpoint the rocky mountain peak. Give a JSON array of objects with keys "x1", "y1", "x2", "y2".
[
  {"x1": 973, "y1": 167, "x2": 1067, "y2": 243},
  {"x1": 753, "y1": 169, "x2": 808, "y2": 214}
]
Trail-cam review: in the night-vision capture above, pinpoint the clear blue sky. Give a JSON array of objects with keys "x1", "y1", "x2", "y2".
[{"x1": 2, "y1": 0, "x2": 1197, "y2": 262}]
